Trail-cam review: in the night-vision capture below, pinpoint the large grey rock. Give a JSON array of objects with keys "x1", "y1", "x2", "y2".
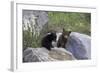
[
  {"x1": 23, "y1": 10, "x2": 49, "y2": 30},
  {"x1": 23, "y1": 47, "x2": 75, "y2": 62},
  {"x1": 66, "y1": 32, "x2": 91, "y2": 60},
  {"x1": 23, "y1": 10, "x2": 49, "y2": 35}
]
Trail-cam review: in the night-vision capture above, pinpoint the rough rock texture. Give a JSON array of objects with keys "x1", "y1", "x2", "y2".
[
  {"x1": 23, "y1": 47, "x2": 75, "y2": 62},
  {"x1": 66, "y1": 32, "x2": 91, "y2": 60},
  {"x1": 23, "y1": 10, "x2": 49, "y2": 33}
]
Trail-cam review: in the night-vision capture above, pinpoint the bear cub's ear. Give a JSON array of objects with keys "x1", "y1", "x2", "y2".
[
  {"x1": 68, "y1": 31, "x2": 71, "y2": 36},
  {"x1": 63, "y1": 28, "x2": 71, "y2": 36}
]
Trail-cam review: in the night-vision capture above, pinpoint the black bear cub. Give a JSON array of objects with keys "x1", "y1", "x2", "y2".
[
  {"x1": 41, "y1": 31, "x2": 57, "y2": 51},
  {"x1": 57, "y1": 28, "x2": 71, "y2": 48}
]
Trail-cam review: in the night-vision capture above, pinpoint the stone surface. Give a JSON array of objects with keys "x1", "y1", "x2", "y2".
[
  {"x1": 66, "y1": 32, "x2": 91, "y2": 60},
  {"x1": 23, "y1": 10, "x2": 49, "y2": 35},
  {"x1": 23, "y1": 47, "x2": 75, "y2": 62}
]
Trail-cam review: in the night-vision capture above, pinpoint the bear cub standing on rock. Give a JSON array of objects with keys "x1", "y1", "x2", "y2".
[
  {"x1": 57, "y1": 29, "x2": 71, "y2": 48},
  {"x1": 41, "y1": 31, "x2": 57, "y2": 51}
]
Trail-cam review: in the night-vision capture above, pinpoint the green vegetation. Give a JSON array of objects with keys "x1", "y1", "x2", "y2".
[
  {"x1": 23, "y1": 11, "x2": 91, "y2": 49},
  {"x1": 47, "y1": 12, "x2": 91, "y2": 35}
]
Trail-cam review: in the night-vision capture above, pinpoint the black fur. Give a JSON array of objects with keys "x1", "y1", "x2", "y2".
[{"x1": 41, "y1": 32, "x2": 57, "y2": 50}]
